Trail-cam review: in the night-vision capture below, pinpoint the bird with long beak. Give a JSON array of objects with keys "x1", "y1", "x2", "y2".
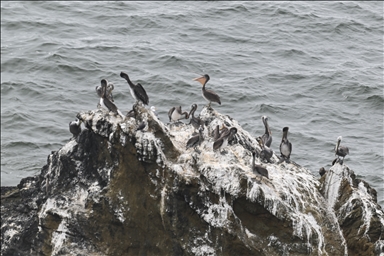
[
  {"x1": 99, "y1": 79, "x2": 124, "y2": 119},
  {"x1": 280, "y1": 127, "x2": 292, "y2": 160},
  {"x1": 213, "y1": 127, "x2": 237, "y2": 151},
  {"x1": 193, "y1": 74, "x2": 221, "y2": 107},
  {"x1": 120, "y1": 71, "x2": 149, "y2": 105},
  {"x1": 334, "y1": 136, "x2": 349, "y2": 162},
  {"x1": 188, "y1": 104, "x2": 204, "y2": 129},
  {"x1": 96, "y1": 82, "x2": 114, "y2": 107},
  {"x1": 252, "y1": 150, "x2": 269, "y2": 179},
  {"x1": 261, "y1": 116, "x2": 272, "y2": 147},
  {"x1": 186, "y1": 125, "x2": 204, "y2": 150},
  {"x1": 168, "y1": 106, "x2": 189, "y2": 122},
  {"x1": 257, "y1": 136, "x2": 273, "y2": 162}
]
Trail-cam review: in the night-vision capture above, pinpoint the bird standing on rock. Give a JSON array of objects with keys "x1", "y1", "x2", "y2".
[
  {"x1": 186, "y1": 125, "x2": 205, "y2": 149},
  {"x1": 168, "y1": 106, "x2": 189, "y2": 122},
  {"x1": 257, "y1": 136, "x2": 273, "y2": 162},
  {"x1": 193, "y1": 74, "x2": 221, "y2": 107},
  {"x1": 213, "y1": 127, "x2": 237, "y2": 152},
  {"x1": 188, "y1": 104, "x2": 204, "y2": 129},
  {"x1": 98, "y1": 79, "x2": 124, "y2": 119},
  {"x1": 252, "y1": 150, "x2": 269, "y2": 179},
  {"x1": 69, "y1": 119, "x2": 82, "y2": 137},
  {"x1": 120, "y1": 71, "x2": 149, "y2": 105},
  {"x1": 280, "y1": 127, "x2": 292, "y2": 160},
  {"x1": 319, "y1": 167, "x2": 327, "y2": 177},
  {"x1": 334, "y1": 136, "x2": 349, "y2": 163},
  {"x1": 261, "y1": 116, "x2": 272, "y2": 147},
  {"x1": 96, "y1": 81, "x2": 114, "y2": 106}
]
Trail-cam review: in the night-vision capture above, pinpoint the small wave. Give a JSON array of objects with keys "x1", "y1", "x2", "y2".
[
  {"x1": 2, "y1": 111, "x2": 34, "y2": 125},
  {"x1": 333, "y1": 19, "x2": 369, "y2": 34},
  {"x1": 3, "y1": 141, "x2": 40, "y2": 150},
  {"x1": 257, "y1": 103, "x2": 286, "y2": 114},
  {"x1": 366, "y1": 95, "x2": 384, "y2": 108},
  {"x1": 277, "y1": 48, "x2": 308, "y2": 58}
]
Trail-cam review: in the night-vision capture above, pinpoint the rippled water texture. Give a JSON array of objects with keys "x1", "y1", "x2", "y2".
[{"x1": 1, "y1": 1, "x2": 383, "y2": 206}]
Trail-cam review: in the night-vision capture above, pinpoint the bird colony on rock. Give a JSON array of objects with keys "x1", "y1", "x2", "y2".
[{"x1": 69, "y1": 72, "x2": 349, "y2": 179}]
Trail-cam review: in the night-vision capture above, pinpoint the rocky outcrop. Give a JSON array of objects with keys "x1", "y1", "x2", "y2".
[
  {"x1": 319, "y1": 163, "x2": 384, "y2": 256},
  {"x1": 1, "y1": 104, "x2": 383, "y2": 256}
]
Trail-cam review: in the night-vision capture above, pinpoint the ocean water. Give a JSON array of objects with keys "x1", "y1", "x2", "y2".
[{"x1": 1, "y1": 1, "x2": 383, "y2": 207}]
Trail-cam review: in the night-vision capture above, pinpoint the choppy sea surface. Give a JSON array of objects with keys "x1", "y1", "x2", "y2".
[{"x1": 1, "y1": 1, "x2": 383, "y2": 207}]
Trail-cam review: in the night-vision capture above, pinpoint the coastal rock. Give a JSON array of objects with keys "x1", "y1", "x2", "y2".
[
  {"x1": 1, "y1": 105, "x2": 383, "y2": 256},
  {"x1": 319, "y1": 163, "x2": 384, "y2": 256}
]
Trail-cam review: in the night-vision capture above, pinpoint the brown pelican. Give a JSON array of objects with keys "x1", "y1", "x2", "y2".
[
  {"x1": 335, "y1": 136, "x2": 349, "y2": 161},
  {"x1": 120, "y1": 72, "x2": 149, "y2": 105},
  {"x1": 261, "y1": 116, "x2": 272, "y2": 147},
  {"x1": 168, "y1": 106, "x2": 189, "y2": 122},
  {"x1": 193, "y1": 74, "x2": 221, "y2": 107},
  {"x1": 252, "y1": 151, "x2": 269, "y2": 179},
  {"x1": 280, "y1": 127, "x2": 292, "y2": 160},
  {"x1": 96, "y1": 81, "x2": 114, "y2": 107},
  {"x1": 69, "y1": 119, "x2": 82, "y2": 137},
  {"x1": 186, "y1": 125, "x2": 204, "y2": 149},
  {"x1": 188, "y1": 104, "x2": 203, "y2": 129},
  {"x1": 99, "y1": 79, "x2": 124, "y2": 118},
  {"x1": 256, "y1": 136, "x2": 273, "y2": 162},
  {"x1": 213, "y1": 127, "x2": 237, "y2": 151},
  {"x1": 210, "y1": 124, "x2": 226, "y2": 139}
]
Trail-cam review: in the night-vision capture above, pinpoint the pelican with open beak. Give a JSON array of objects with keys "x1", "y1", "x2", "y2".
[{"x1": 193, "y1": 74, "x2": 221, "y2": 107}]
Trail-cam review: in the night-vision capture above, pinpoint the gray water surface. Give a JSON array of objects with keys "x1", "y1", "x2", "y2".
[{"x1": 1, "y1": 1, "x2": 383, "y2": 207}]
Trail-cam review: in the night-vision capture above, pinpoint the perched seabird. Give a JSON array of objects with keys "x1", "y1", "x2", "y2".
[
  {"x1": 252, "y1": 151, "x2": 269, "y2": 179},
  {"x1": 168, "y1": 106, "x2": 189, "y2": 122},
  {"x1": 319, "y1": 167, "x2": 327, "y2": 177},
  {"x1": 213, "y1": 124, "x2": 229, "y2": 141},
  {"x1": 186, "y1": 125, "x2": 204, "y2": 149},
  {"x1": 335, "y1": 136, "x2": 349, "y2": 161},
  {"x1": 96, "y1": 81, "x2": 114, "y2": 106},
  {"x1": 257, "y1": 136, "x2": 273, "y2": 162},
  {"x1": 96, "y1": 85, "x2": 103, "y2": 98},
  {"x1": 261, "y1": 116, "x2": 272, "y2": 148},
  {"x1": 106, "y1": 82, "x2": 115, "y2": 102},
  {"x1": 213, "y1": 127, "x2": 237, "y2": 151},
  {"x1": 280, "y1": 127, "x2": 292, "y2": 160},
  {"x1": 193, "y1": 74, "x2": 221, "y2": 107},
  {"x1": 188, "y1": 104, "x2": 203, "y2": 129},
  {"x1": 99, "y1": 79, "x2": 124, "y2": 118},
  {"x1": 69, "y1": 119, "x2": 82, "y2": 137},
  {"x1": 120, "y1": 71, "x2": 149, "y2": 105}
]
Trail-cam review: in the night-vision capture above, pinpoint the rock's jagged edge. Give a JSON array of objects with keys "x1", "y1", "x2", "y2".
[{"x1": 1, "y1": 105, "x2": 383, "y2": 256}]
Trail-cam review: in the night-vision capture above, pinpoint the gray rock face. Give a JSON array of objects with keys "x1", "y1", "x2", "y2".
[
  {"x1": 319, "y1": 163, "x2": 384, "y2": 256},
  {"x1": 1, "y1": 105, "x2": 383, "y2": 256}
]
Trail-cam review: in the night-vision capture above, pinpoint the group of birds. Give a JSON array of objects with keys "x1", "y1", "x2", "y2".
[{"x1": 69, "y1": 72, "x2": 349, "y2": 180}]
